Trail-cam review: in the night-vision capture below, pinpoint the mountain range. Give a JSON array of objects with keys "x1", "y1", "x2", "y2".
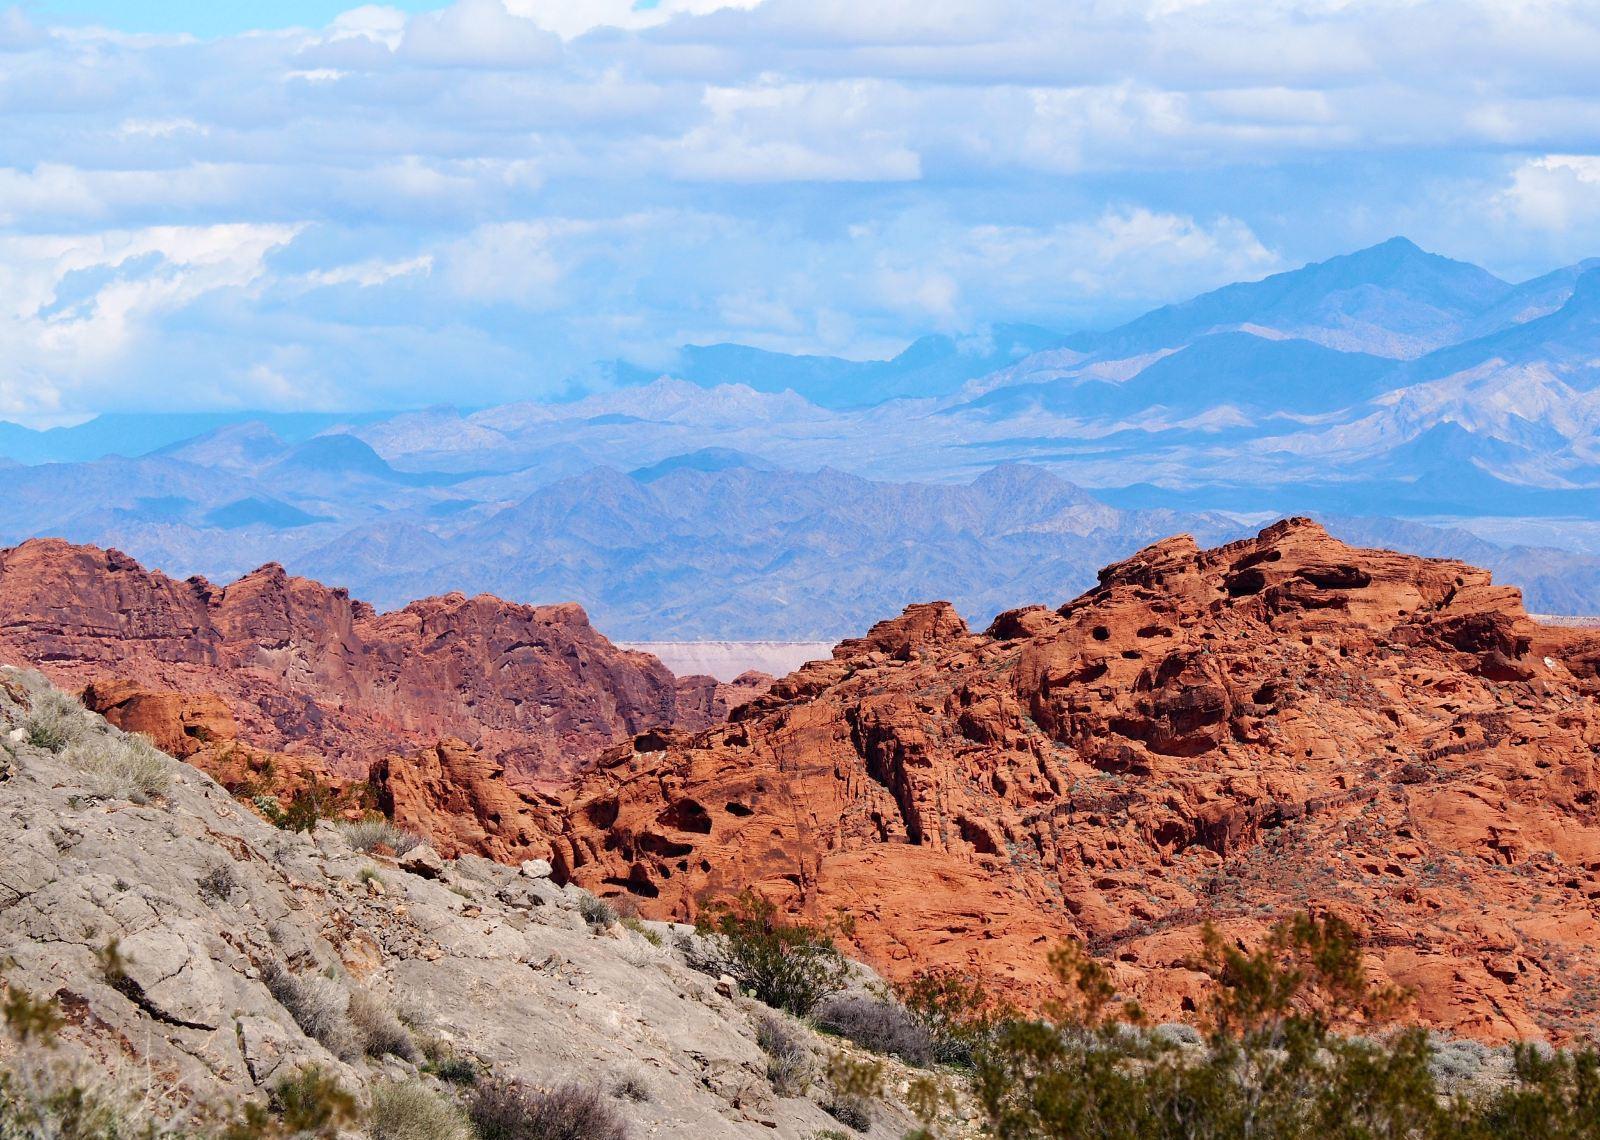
[{"x1": 1, "y1": 236, "x2": 1598, "y2": 635}]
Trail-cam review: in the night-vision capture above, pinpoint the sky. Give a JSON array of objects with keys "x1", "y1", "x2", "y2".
[{"x1": 2, "y1": 0, "x2": 1600, "y2": 420}]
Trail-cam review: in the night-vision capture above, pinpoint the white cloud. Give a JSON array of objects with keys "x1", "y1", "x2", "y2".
[
  {"x1": 0, "y1": 0, "x2": 1596, "y2": 412},
  {"x1": 302, "y1": 254, "x2": 434, "y2": 289},
  {"x1": 1498, "y1": 155, "x2": 1600, "y2": 232},
  {"x1": 0, "y1": 224, "x2": 301, "y2": 415},
  {"x1": 399, "y1": 0, "x2": 562, "y2": 68},
  {"x1": 328, "y1": 5, "x2": 409, "y2": 47},
  {"x1": 504, "y1": 0, "x2": 764, "y2": 40}
]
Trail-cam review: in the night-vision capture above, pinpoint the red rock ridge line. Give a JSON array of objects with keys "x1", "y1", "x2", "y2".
[{"x1": 0, "y1": 538, "x2": 762, "y2": 782}]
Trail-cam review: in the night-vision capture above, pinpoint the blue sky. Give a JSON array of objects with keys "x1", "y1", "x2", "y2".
[
  {"x1": 25, "y1": 1, "x2": 441, "y2": 36},
  {"x1": 2, "y1": 0, "x2": 1600, "y2": 421}
]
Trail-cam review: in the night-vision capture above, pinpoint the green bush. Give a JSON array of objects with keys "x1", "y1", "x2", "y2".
[
  {"x1": 819, "y1": 1053, "x2": 881, "y2": 1134},
  {"x1": 278, "y1": 774, "x2": 345, "y2": 834},
  {"x1": 265, "y1": 1065, "x2": 360, "y2": 1137},
  {"x1": 968, "y1": 912, "x2": 1600, "y2": 1140},
  {"x1": 694, "y1": 891, "x2": 849, "y2": 1016},
  {"x1": 369, "y1": 1080, "x2": 470, "y2": 1140},
  {"x1": 895, "y1": 968, "x2": 992, "y2": 1066}
]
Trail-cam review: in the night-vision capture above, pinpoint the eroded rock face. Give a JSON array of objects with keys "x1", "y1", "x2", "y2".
[
  {"x1": 81, "y1": 679, "x2": 236, "y2": 758},
  {"x1": 673, "y1": 670, "x2": 775, "y2": 732},
  {"x1": 558, "y1": 519, "x2": 1600, "y2": 1043},
  {"x1": 371, "y1": 739, "x2": 562, "y2": 863},
  {"x1": 0, "y1": 539, "x2": 695, "y2": 783}
]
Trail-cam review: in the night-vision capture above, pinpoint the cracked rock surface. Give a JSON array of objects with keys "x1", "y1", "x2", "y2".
[{"x1": 0, "y1": 668, "x2": 924, "y2": 1136}]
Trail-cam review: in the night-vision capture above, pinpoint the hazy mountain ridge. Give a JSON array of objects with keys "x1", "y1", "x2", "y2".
[{"x1": 2, "y1": 237, "x2": 1599, "y2": 634}]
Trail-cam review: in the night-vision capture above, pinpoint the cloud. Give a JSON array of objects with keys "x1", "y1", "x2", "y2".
[
  {"x1": 1498, "y1": 155, "x2": 1600, "y2": 232},
  {"x1": 0, "y1": 224, "x2": 301, "y2": 415},
  {"x1": 399, "y1": 0, "x2": 562, "y2": 68},
  {"x1": 0, "y1": 0, "x2": 1597, "y2": 414}
]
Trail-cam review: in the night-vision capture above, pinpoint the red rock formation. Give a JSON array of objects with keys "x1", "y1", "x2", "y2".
[
  {"x1": 0, "y1": 539, "x2": 694, "y2": 783},
  {"x1": 81, "y1": 679, "x2": 236, "y2": 758},
  {"x1": 673, "y1": 670, "x2": 775, "y2": 730},
  {"x1": 557, "y1": 519, "x2": 1600, "y2": 1043},
  {"x1": 370, "y1": 739, "x2": 561, "y2": 863}
]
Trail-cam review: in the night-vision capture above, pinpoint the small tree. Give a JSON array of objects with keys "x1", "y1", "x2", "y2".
[
  {"x1": 896, "y1": 967, "x2": 994, "y2": 1066},
  {"x1": 971, "y1": 913, "x2": 1445, "y2": 1140},
  {"x1": 695, "y1": 890, "x2": 850, "y2": 1015}
]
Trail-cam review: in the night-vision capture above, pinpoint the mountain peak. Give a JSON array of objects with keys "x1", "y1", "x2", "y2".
[
  {"x1": 1569, "y1": 265, "x2": 1600, "y2": 307},
  {"x1": 628, "y1": 447, "x2": 776, "y2": 483}
]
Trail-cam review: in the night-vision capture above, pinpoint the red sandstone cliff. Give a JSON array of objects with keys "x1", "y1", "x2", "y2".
[
  {"x1": 556, "y1": 519, "x2": 1600, "y2": 1043},
  {"x1": 16, "y1": 525, "x2": 1600, "y2": 1044},
  {"x1": 0, "y1": 539, "x2": 723, "y2": 784}
]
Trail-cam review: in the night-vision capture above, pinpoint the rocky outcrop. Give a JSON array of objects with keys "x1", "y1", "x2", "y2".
[
  {"x1": 0, "y1": 670, "x2": 937, "y2": 1138},
  {"x1": 370, "y1": 739, "x2": 562, "y2": 863},
  {"x1": 80, "y1": 679, "x2": 236, "y2": 758},
  {"x1": 674, "y1": 670, "x2": 775, "y2": 730},
  {"x1": 557, "y1": 519, "x2": 1600, "y2": 1043},
  {"x1": 0, "y1": 539, "x2": 701, "y2": 783}
]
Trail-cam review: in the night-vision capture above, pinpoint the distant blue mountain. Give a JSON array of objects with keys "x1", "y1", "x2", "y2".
[
  {"x1": 0, "y1": 411, "x2": 386, "y2": 466},
  {"x1": 629, "y1": 447, "x2": 777, "y2": 482},
  {"x1": 203, "y1": 497, "x2": 330, "y2": 530},
  {"x1": 958, "y1": 332, "x2": 1397, "y2": 418},
  {"x1": 1075, "y1": 237, "x2": 1511, "y2": 359},
  {"x1": 656, "y1": 323, "x2": 1067, "y2": 408},
  {"x1": 1410, "y1": 267, "x2": 1600, "y2": 387}
]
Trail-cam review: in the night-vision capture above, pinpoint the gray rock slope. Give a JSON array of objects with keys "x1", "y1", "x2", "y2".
[{"x1": 0, "y1": 667, "x2": 944, "y2": 1137}]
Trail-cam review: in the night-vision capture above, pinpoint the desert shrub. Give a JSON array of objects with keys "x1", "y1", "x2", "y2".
[
  {"x1": 338, "y1": 817, "x2": 423, "y2": 856},
  {"x1": 23, "y1": 688, "x2": 85, "y2": 752},
  {"x1": 618, "y1": 915, "x2": 662, "y2": 946},
  {"x1": 1151, "y1": 1021, "x2": 1203, "y2": 1047},
  {"x1": 348, "y1": 988, "x2": 417, "y2": 1061},
  {"x1": 814, "y1": 994, "x2": 933, "y2": 1065},
  {"x1": 197, "y1": 863, "x2": 237, "y2": 906},
  {"x1": 369, "y1": 1080, "x2": 470, "y2": 1140},
  {"x1": 467, "y1": 1079, "x2": 628, "y2": 1140},
  {"x1": 278, "y1": 774, "x2": 345, "y2": 834},
  {"x1": 62, "y1": 733, "x2": 171, "y2": 803},
  {"x1": 0, "y1": 981, "x2": 135, "y2": 1140},
  {"x1": 430, "y1": 1056, "x2": 480, "y2": 1085},
  {"x1": 261, "y1": 962, "x2": 358, "y2": 1060},
  {"x1": 695, "y1": 891, "x2": 849, "y2": 1016},
  {"x1": 819, "y1": 1096, "x2": 870, "y2": 1133},
  {"x1": 608, "y1": 1071, "x2": 650, "y2": 1103},
  {"x1": 896, "y1": 967, "x2": 992, "y2": 1067},
  {"x1": 414, "y1": 1035, "x2": 478, "y2": 1085},
  {"x1": 2, "y1": 981, "x2": 65, "y2": 1045},
  {"x1": 755, "y1": 1013, "x2": 811, "y2": 1096},
  {"x1": 252, "y1": 794, "x2": 287, "y2": 826},
  {"x1": 1460, "y1": 1044, "x2": 1600, "y2": 1138},
  {"x1": 577, "y1": 892, "x2": 617, "y2": 930},
  {"x1": 265, "y1": 1065, "x2": 361, "y2": 1137},
  {"x1": 1429, "y1": 1034, "x2": 1495, "y2": 1091},
  {"x1": 819, "y1": 1054, "x2": 881, "y2": 1134},
  {"x1": 0, "y1": 1072, "x2": 147, "y2": 1140},
  {"x1": 970, "y1": 914, "x2": 1449, "y2": 1140}
]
